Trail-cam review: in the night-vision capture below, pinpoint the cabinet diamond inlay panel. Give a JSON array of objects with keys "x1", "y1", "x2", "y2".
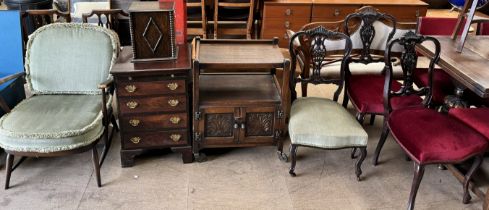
[{"x1": 142, "y1": 17, "x2": 163, "y2": 54}]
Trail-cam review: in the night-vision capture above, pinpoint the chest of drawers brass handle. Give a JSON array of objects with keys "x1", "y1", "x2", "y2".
[
  {"x1": 170, "y1": 134, "x2": 182, "y2": 142},
  {"x1": 168, "y1": 99, "x2": 179, "y2": 107},
  {"x1": 125, "y1": 85, "x2": 136, "y2": 93},
  {"x1": 169, "y1": 116, "x2": 181, "y2": 124},
  {"x1": 126, "y1": 101, "x2": 138, "y2": 109},
  {"x1": 129, "y1": 119, "x2": 140, "y2": 127},
  {"x1": 284, "y1": 21, "x2": 290, "y2": 28},
  {"x1": 130, "y1": 137, "x2": 141, "y2": 144},
  {"x1": 167, "y1": 82, "x2": 179, "y2": 91},
  {"x1": 285, "y1": 9, "x2": 292, "y2": 16}
]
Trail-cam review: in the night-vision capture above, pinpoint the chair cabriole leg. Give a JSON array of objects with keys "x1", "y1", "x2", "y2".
[
  {"x1": 289, "y1": 144, "x2": 298, "y2": 177},
  {"x1": 407, "y1": 162, "x2": 425, "y2": 210},
  {"x1": 373, "y1": 124, "x2": 390, "y2": 166},
  {"x1": 355, "y1": 147, "x2": 367, "y2": 181},
  {"x1": 463, "y1": 155, "x2": 483, "y2": 204}
]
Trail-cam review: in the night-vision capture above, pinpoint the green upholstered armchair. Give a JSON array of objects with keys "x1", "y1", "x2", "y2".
[
  {"x1": 287, "y1": 26, "x2": 368, "y2": 180},
  {"x1": 0, "y1": 23, "x2": 120, "y2": 189}
]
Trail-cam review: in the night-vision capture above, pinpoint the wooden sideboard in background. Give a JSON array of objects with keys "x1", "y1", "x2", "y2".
[{"x1": 261, "y1": 0, "x2": 429, "y2": 47}]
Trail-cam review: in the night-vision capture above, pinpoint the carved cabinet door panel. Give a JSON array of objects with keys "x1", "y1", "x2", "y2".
[
  {"x1": 238, "y1": 106, "x2": 279, "y2": 144},
  {"x1": 198, "y1": 107, "x2": 239, "y2": 145}
]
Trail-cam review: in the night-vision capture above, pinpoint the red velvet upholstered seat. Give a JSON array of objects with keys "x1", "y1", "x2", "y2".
[
  {"x1": 347, "y1": 75, "x2": 423, "y2": 114},
  {"x1": 449, "y1": 108, "x2": 489, "y2": 139},
  {"x1": 389, "y1": 107, "x2": 488, "y2": 164}
]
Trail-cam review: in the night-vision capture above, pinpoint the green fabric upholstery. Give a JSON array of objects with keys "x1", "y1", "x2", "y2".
[
  {"x1": 289, "y1": 97, "x2": 368, "y2": 148},
  {"x1": 25, "y1": 23, "x2": 119, "y2": 95},
  {"x1": 0, "y1": 95, "x2": 105, "y2": 153}
]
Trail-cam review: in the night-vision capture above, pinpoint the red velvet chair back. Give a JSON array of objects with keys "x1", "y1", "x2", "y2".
[{"x1": 417, "y1": 17, "x2": 465, "y2": 36}]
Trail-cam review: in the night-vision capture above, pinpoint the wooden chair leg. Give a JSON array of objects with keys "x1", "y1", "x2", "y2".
[
  {"x1": 463, "y1": 155, "x2": 483, "y2": 204},
  {"x1": 351, "y1": 148, "x2": 358, "y2": 159},
  {"x1": 356, "y1": 112, "x2": 366, "y2": 124},
  {"x1": 373, "y1": 123, "x2": 390, "y2": 166},
  {"x1": 408, "y1": 163, "x2": 425, "y2": 210},
  {"x1": 342, "y1": 92, "x2": 349, "y2": 108},
  {"x1": 110, "y1": 114, "x2": 119, "y2": 132},
  {"x1": 355, "y1": 147, "x2": 367, "y2": 181},
  {"x1": 301, "y1": 83, "x2": 308, "y2": 97},
  {"x1": 369, "y1": 114, "x2": 376, "y2": 125},
  {"x1": 5, "y1": 153, "x2": 14, "y2": 190},
  {"x1": 289, "y1": 144, "x2": 298, "y2": 177},
  {"x1": 92, "y1": 147, "x2": 101, "y2": 187}
]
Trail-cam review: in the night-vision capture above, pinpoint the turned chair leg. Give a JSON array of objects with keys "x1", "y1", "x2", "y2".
[
  {"x1": 463, "y1": 155, "x2": 483, "y2": 204},
  {"x1": 355, "y1": 147, "x2": 367, "y2": 181},
  {"x1": 92, "y1": 147, "x2": 102, "y2": 187},
  {"x1": 407, "y1": 162, "x2": 425, "y2": 210},
  {"x1": 5, "y1": 153, "x2": 14, "y2": 190},
  {"x1": 373, "y1": 124, "x2": 390, "y2": 166},
  {"x1": 369, "y1": 114, "x2": 376, "y2": 125},
  {"x1": 289, "y1": 144, "x2": 298, "y2": 177}
]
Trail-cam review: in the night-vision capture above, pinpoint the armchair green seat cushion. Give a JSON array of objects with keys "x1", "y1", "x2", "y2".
[
  {"x1": 0, "y1": 95, "x2": 104, "y2": 153},
  {"x1": 288, "y1": 97, "x2": 368, "y2": 148}
]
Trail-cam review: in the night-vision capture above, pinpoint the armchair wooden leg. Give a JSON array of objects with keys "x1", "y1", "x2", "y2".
[
  {"x1": 110, "y1": 115, "x2": 119, "y2": 132},
  {"x1": 355, "y1": 147, "x2": 367, "y2": 181},
  {"x1": 289, "y1": 144, "x2": 298, "y2": 177},
  {"x1": 5, "y1": 153, "x2": 14, "y2": 190},
  {"x1": 407, "y1": 163, "x2": 425, "y2": 210},
  {"x1": 373, "y1": 124, "x2": 390, "y2": 166},
  {"x1": 369, "y1": 114, "x2": 376, "y2": 125},
  {"x1": 463, "y1": 155, "x2": 483, "y2": 204},
  {"x1": 301, "y1": 83, "x2": 308, "y2": 97},
  {"x1": 92, "y1": 147, "x2": 101, "y2": 187}
]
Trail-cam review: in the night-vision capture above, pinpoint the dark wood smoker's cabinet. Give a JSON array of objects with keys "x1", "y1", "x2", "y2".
[
  {"x1": 192, "y1": 38, "x2": 290, "y2": 161},
  {"x1": 111, "y1": 45, "x2": 193, "y2": 167}
]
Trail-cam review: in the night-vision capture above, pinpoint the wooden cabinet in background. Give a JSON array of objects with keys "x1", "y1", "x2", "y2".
[
  {"x1": 111, "y1": 45, "x2": 193, "y2": 167},
  {"x1": 261, "y1": 0, "x2": 428, "y2": 48}
]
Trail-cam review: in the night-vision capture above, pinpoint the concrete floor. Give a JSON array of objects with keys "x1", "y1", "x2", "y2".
[{"x1": 0, "y1": 84, "x2": 488, "y2": 210}]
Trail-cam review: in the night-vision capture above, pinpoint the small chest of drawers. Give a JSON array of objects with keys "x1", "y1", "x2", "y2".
[{"x1": 111, "y1": 45, "x2": 193, "y2": 167}]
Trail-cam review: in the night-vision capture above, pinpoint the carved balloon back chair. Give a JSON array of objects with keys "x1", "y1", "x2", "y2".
[
  {"x1": 376, "y1": 31, "x2": 487, "y2": 210},
  {"x1": 287, "y1": 26, "x2": 368, "y2": 180}
]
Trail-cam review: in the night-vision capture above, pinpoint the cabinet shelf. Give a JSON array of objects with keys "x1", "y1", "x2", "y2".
[{"x1": 199, "y1": 74, "x2": 281, "y2": 106}]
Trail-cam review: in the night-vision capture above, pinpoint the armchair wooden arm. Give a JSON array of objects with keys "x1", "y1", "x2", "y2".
[
  {"x1": 97, "y1": 78, "x2": 114, "y2": 90},
  {"x1": 0, "y1": 72, "x2": 25, "y2": 87}
]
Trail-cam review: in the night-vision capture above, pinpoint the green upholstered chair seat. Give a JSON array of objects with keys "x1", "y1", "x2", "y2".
[
  {"x1": 0, "y1": 95, "x2": 105, "y2": 153},
  {"x1": 289, "y1": 97, "x2": 368, "y2": 148}
]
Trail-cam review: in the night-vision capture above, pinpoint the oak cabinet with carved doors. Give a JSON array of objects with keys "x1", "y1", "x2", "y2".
[{"x1": 192, "y1": 38, "x2": 290, "y2": 162}]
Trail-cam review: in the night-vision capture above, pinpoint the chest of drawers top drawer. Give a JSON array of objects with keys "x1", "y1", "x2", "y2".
[
  {"x1": 264, "y1": 4, "x2": 311, "y2": 19},
  {"x1": 122, "y1": 130, "x2": 188, "y2": 149},
  {"x1": 312, "y1": 5, "x2": 358, "y2": 20},
  {"x1": 117, "y1": 79, "x2": 186, "y2": 97}
]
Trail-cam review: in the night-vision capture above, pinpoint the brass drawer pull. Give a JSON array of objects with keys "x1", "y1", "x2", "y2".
[
  {"x1": 168, "y1": 99, "x2": 179, "y2": 107},
  {"x1": 167, "y1": 82, "x2": 179, "y2": 91},
  {"x1": 169, "y1": 116, "x2": 181, "y2": 124},
  {"x1": 170, "y1": 134, "x2": 182, "y2": 142},
  {"x1": 130, "y1": 137, "x2": 141, "y2": 144},
  {"x1": 125, "y1": 85, "x2": 136, "y2": 93},
  {"x1": 285, "y1": 8, "x2": 292, "y2": 16},
  {"x1": 334, "y1": 9, "x2": 340, "y2": 16},
  {"x1": 126, "y1": 101, "x2": 138, "y2": 109},
  {"x1": 129, "y1": 119, "x2": 140, "y2": 127},
  {"x1": 284, "y1": 21, "x2": 290, "y2": 29}
]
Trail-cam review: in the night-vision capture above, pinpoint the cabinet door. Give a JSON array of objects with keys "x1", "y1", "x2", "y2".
[
  {"x1": 198, "y1": 107, "x2": 239, "y2": 146},
  {"x1": 239, "y1": 106, "x2": 279, "y2": 144}
]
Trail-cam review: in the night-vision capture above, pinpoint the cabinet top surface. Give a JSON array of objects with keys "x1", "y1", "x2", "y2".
[
  {"x1": 195, "y1": 39, "x2": 285, "y2": 68},
  {"x1": 111, "y1": 44, "x2": 191, "y2": 75},
  {"x1": 264, "y1": 0, "x2": 427, "y2": 5}
]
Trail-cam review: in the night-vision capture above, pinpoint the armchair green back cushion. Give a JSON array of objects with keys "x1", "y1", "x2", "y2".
[
  {"x1": 25, "y1": 23, "x2": 119, "y2": 95},
  {"x1": 0, "y1": 23, "x2": 119, "y2": 153}
]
